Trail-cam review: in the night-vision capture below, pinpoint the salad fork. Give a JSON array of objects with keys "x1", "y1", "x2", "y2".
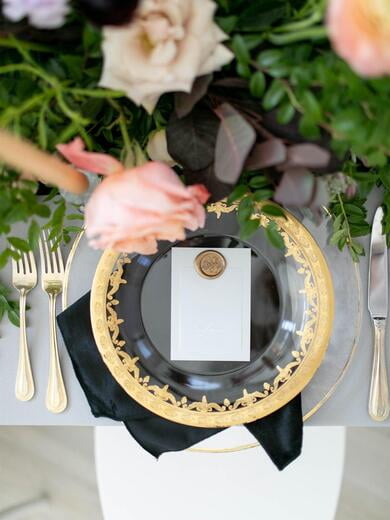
[
  {"x1": 11, "y1": 250, "x2": 37, "y2": 401},
  {"x1": 39, "y1": 231, "x2": 67, "y2": 413}
]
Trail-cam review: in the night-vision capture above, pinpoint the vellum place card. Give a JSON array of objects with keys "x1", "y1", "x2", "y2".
[{"x1": 170, "y1": 247, "x2": 251, "y2": 361}]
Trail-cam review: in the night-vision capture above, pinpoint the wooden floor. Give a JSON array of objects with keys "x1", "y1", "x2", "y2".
[{"x1": 0, "y1": 427, "x2": 389, "y2": 519}]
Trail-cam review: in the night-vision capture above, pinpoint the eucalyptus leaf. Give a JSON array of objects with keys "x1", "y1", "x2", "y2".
[
  {"x1": 245, "y1": 139, "x2": 286, "y2": 170},
  {"x1": 214, "y1": 103, "x2": 256, "y2": 184},
  {"x1": 174, "y1": 75, "x2": 213, "y2": 119},
  {"x1": 166, "y1": 108, "x2": 219, "y2": 171},
  {"x1": 274, "y1": 168, "x2": 315, "y2": 207}
]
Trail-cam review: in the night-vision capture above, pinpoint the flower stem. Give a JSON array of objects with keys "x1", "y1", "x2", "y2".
[
  {"x1": 0, "y1": 63, "x2": 58, "y2": 87},
  {"x1": 0, "y1": 90, "x2": 55, "y2": 126},
  {"x1": 268, "y1": 26, "x2": 328, "y2": 44},
  {"x1": 108, "y1": 99, "x2": 132, "y2": 156},
  {"x1": 0, "y1": 38, "x2": 54, "y2": 53},
  {"x1": 68, "y1": 88, "x2": 124, "y2": 99},
  {"x1": 273, "y1": 9, "x2": 324, "y2": 33}
]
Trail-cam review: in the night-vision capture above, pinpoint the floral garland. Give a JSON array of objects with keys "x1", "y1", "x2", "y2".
[{"x1": 0, "y1": 0, "x2": 389, "y2": 325}]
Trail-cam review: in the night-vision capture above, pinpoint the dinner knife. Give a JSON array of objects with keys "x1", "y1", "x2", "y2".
[{"x1": 368, "y1": 206, "x2": 389, "y2": 421}]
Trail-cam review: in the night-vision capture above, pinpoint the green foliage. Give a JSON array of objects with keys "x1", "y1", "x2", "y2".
[
  {"x1": 0, "y1": 17, "x2": 155, "y2": 325},
  {"x1": 329, "y1": 194, "x2": 368, "y2": 262},
  {"x1": 226, "y1": 171, "x2": 285, "y2": 243},
  {"x1": 220, "y1": 0, "x2": 390, "y2": 256},
  {"x1": 0, "y1": 0, "x2": 388, "y2": 336},
  {"x1": 0, "y1": 282, "x2": 19, "y2": 328}
]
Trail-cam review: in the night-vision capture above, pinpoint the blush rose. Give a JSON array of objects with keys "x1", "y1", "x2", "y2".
[{"x1": 57, "y1": 138, "x2": 210, "y2": 254}]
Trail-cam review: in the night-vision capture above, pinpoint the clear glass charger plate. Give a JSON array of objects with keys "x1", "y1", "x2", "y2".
[
  {"x1": 191, "y1": 210, "x2": 361, "y2": 452},
  {"x1": 91, "y1": 204, "x2": 339, "y2": 428}
]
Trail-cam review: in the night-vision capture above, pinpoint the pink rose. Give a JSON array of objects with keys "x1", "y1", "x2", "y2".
[
  {"x1": 57, "y1": 138, "x2": 209, "y2": 255},
  {"x1": 327, "y1": 0, "x2": 390, "y2": 77}
]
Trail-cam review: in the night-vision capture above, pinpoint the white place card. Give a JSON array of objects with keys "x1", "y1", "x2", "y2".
[{"x1": 170, "y1": 247, "x2": 251, "y2": 361}]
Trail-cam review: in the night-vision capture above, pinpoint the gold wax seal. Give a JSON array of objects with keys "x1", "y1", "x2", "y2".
[{"x1": 195, "y1": 250, "x2": 226, "y2": 279}]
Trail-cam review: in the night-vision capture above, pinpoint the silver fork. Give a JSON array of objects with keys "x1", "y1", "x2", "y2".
[
  {"x1": 39, "y1": 231, "x2": 67, "y2": 413},
  {"x1": 11, "y1": 250, "x2": 37, "y2": 401}
]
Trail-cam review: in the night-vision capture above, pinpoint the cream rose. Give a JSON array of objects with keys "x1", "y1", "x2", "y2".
[
  {"x1": 146, "y1": 129, "x2": 176, "y2": 166},
  {"x1": 99, "y1": 0, "x2": 233, "y2": 113}
]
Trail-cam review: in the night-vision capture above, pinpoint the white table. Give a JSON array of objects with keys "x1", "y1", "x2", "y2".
[
  {"x1": 95, "y1": 426, "x2": 346, "y2": 520},
  {"x1": 0, "y1": 191, "x2": 388, "y2": 427}
]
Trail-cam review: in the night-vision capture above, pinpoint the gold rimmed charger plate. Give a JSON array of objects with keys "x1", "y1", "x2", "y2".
[{"x1": 90, "y1": 205, "x2": 334, "y2": 428}]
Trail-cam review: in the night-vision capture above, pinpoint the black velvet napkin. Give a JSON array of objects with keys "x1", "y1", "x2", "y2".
[{"x1": 57, "y1": 292, "x2": 303, "y2": 470}]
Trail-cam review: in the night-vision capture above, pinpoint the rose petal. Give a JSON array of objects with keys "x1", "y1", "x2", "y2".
[
  {"x1": 57, "y1": 138, "x2": 122, "y2": 176},
  {"x1": 84, "y1": 160, "x2": 209, "y2": 255}
]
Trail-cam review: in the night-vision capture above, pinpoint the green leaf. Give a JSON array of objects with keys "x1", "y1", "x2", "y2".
[
  {"x1": 216, "y1": 15, "x2": 238, "y2": 34},
  {"x1": 379, "y1": 166, "x2": 390, "y2": 191},
  {"x1": 0, "y1": 249, "x2": 11, "y2": 269},
  {"x1": 51, "y1": 201, "x2": 66, "y2": 226},
  {"x1": 7, "y1": 307, "x2": 20, "y2": 327},
  {"x1": 236, "y1": 62, "x2": 251, "y2": 79},
  {"x1": 241, "y1": 34, "x2": 264, "y2": 50},
  {"x1": 332, "y1": 108, "x2": 367, "y2": 141},
  {"x1": 337, "y1": 236, "x2": 347, "y2": 251},
  {"x1": 65, "y1": 225, "x2": 83, "y2": 233},
  {"x1": 83, "y1": 23, "x2": 101, "y2": 53},
  {"x1": 8, "y1": 237, "x2": 30, "y2": 252},
  {"x1": 28, "y1": 220, "x2": 40, "y2": 250},
  {"x1": 61, "y1": 55, "x2": 84, "y2": 81},
  {"x1": 265, "y1": 221, "x2": 285, "y2": 249},
  {"x1": 350, "y1": 248, "x2": 359, "y2": 263},
  {"x1": 253, "y1": 189, "x2": 274, "y2": 202},
  {"x1": 8, "y1": 249, "x2": 21, "y2": 261},
  {"x1": 301, "y1": 90, "x2": 322, "y2": 122},
  {"x1": 344, "y1": 203, "x2": 365, "y2": 217},
  {"x1": 261, "y1": 204, "x2": 285, "y2": 217},
  {"x1": 232, "y1": 35, "x2": 250, "y2": 64},
  {"x1": 262, "y1": 79, "x2": 285, "y2": 110},
  {"x1": 365, "y1": 151, "x2": 387, "y2": 167},
  {"x1": 249, "y1": 71, "x2": 266, "y2": 98},
  {"x1": 48, "y1": 225, "x2": 61, "y2": 241},
  {"x1": 267, "y1": 64, "x2": 290, "y2": 78},
  {"x1": 351, "y1": 241, "x2": 364, "y2": 255},
  {"x1": 237, "y1": 1, "x2": 286, "y2": 32},
  {"x1": 299, "y1": 114, "x2": 321, "y2": 139},
  {"x1": 33, "y1": 204, "x2": 51, "y2": 218},
  {"x1": 350, "y1": 224, "x2": 370, "y2": 237},
  {"x1": 227, "y1": 184, "x2": 248, "y2": 204},
  {"x1": 238, "y1": 197, "x2": 254, "y2": 223},
  {"x1": 240, "y1": 218, "x2": 260, "y2": 240},
  {"x1": 256, "y1": 49, "x2": 283, "y2": 68},
  {"x1": 67, "y1": 213, "x2": 84, "y2": 221},
  {"x1": 249, "y1": 176, "x2": 270, "y2": 189},
  {"x1": 329, "y1": 229, "x2": 346, "y2": 246},
  {"x1": 276, "y1": 102, "x2": 295, "y2": 124}
]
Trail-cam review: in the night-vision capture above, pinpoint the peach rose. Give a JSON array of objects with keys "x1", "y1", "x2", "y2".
[
  {"x1": 327, "y1": 0, "x2": 390, "y2": 76},
  {"x1": 57, "y1": 138, "x2": 209, "y2": 254},
  {"x1": 99, "y1": 0, "x2": 233, "y2": 113}
]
